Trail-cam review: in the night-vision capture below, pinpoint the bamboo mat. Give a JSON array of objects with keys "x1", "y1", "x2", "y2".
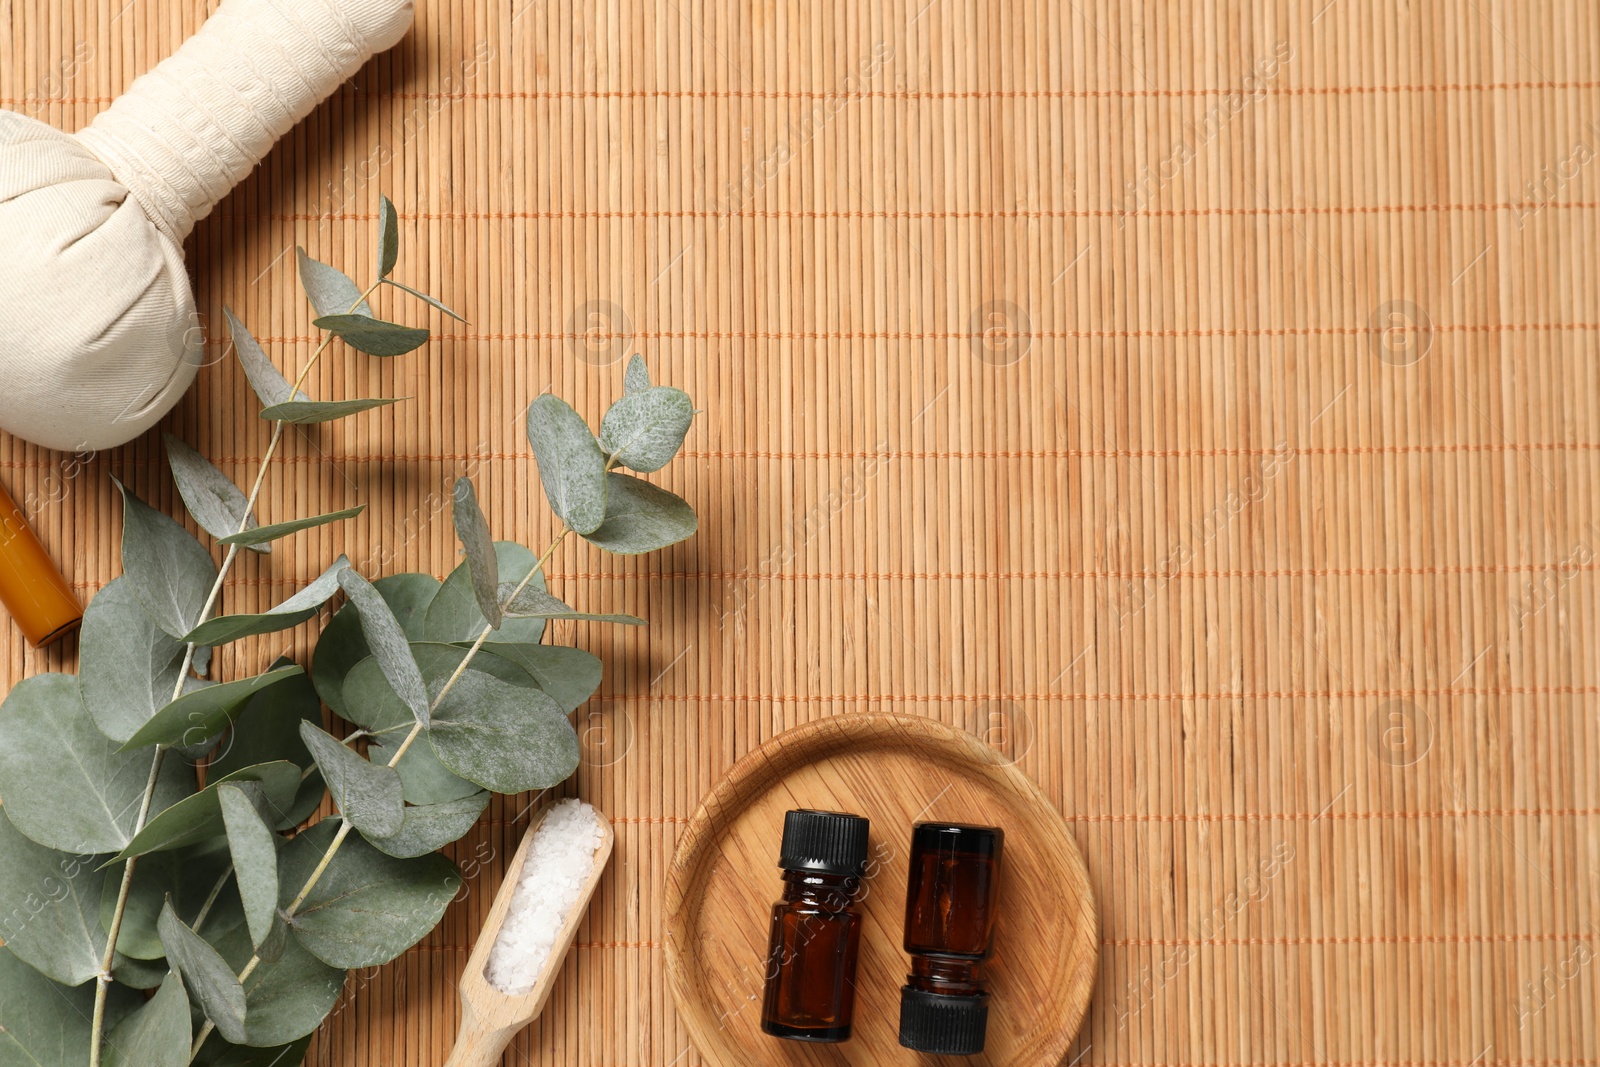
[{"x1": 4, "y1": 0, "x2": 1599, "y2": 1064}]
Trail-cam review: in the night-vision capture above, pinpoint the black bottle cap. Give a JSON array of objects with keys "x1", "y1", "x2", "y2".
[
  {"x1": 777, "y1": 809, "x2": 869, "y2": 877},
  {"x1": 912, "y1": 821, "x2": 1004, "y2": 857},
  {"x1": 899, "y1": 987, "x2": 989, "y2": 1055}
]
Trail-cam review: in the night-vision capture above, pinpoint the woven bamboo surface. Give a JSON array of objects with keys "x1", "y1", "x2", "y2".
[{"x1": 4, "y1": 0, "x2": 1599, "y2": 1064}]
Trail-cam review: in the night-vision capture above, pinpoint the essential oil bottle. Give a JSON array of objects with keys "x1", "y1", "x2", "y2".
[
  {"x1": 760, "y1": 809, "x2": 870, "y2": 1043},
  {"x1": 899, "y1": 822, "x2": 1005, "y2": 1055},
  {"x1": 0, "y1": 477, "x2": 81, "y2": 647}
]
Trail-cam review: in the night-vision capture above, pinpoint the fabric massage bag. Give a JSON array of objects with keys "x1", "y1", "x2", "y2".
[{"x1": 0, "y1": 0, "x2": 413, "y2": 452}]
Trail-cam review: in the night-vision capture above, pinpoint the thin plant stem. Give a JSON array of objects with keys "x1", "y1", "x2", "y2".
[
  {"x1": 91, "y1": 280, "x2": 381, "y2": 1067},
  {"x1": 190, "y1": 526, "x2": 570, "y2": 1058}
]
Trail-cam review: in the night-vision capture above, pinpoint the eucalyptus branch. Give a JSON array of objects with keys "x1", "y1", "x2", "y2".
[{"x1": 90, "y1": 281, "x2": 380, "y2": 1067}]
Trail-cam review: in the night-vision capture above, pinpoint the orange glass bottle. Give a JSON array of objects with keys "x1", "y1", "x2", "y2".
[
  {"x1": 0, "y1": 477, "x2": 82, "y2": 646},
  {"x1": 760, "y1": 809, "x2": 869, "y2": 1043},
  {"x1": 899, "y1": 822, "x2": 1005, "y2": 1055}
]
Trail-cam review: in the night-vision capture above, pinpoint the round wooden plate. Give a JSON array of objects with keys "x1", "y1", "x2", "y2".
[{"x1": 665, "y1": 714, "x2": 1098, "y2": 1067}]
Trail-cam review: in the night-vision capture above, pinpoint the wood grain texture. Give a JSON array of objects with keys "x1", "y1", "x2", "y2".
[
  {"x1": 3, "y1": 1, "x2": 1599, "y2": 1065},
  {"x1": 664, "y1": 712, "x2": 1098, "y2": 1067}
]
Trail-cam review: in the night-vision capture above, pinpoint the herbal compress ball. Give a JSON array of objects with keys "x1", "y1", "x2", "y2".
[{"x1": 0, "y1": 0, "x2": 413, "y2": 452}]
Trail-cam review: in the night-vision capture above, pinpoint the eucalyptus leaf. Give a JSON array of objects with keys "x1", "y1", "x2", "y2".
[
  {"x1": 209, "y1": 670, "x2": 326, "y2": 830},
  {"x1": 451, "y1": 477, "x2": 503, "y2": 628},
  {"x1": 105, "y1": 970, "x2": 191, "y2": 1067},
  {"x1": 485, "y1": 644, "x2": 603, "y2": 712},
  {"x1": 0, "y1": 947, "x2": 138, "y2": 1065},
  {"x1": 99, "y1": 846, "x2": 241, "y2": 961},
  {"x1": 218, "y1": 784, "x2": 281, "y2": 951},
  {"x1": 78, "y1": 577, "x2": 188, "y2": 743},
  {"x1": 364, "y1": 791, "x2": 490, "y2": 859},
  {"x1": 112, "y1": 953, "x2": 171, "y2": 990},
  {"x1": 525, "y1": 393, "x2": 608, "y2": 534},
  {"x1": 0, "y1": 673, "x2": 194, "y2": 854},
  {"x1": 158, "y1": 903, "x2": 248, "y2": 1045},
  {"x1": 314, "y1": 314, "x2": 429, "y2": 357},
  {"x1": 211, "y1": 919, "x2": 344, "y2": 1047},
  {"x1": 598, "y1": 386, "x2": 694, "y2": 472},
  {"x1": 501, "y1": 585, "x2": 644, "y2": 625},
  {"x1": 280, "y1": 821, "x2": 459, "y2": 969},
  {"x1": 339, "y1": 567, "x2": 430, "y2": 726},
  {"x1": 228, "y1": 307, "x2": 304, "y2": 409},
  {"x1": 377, "y1": 194, "x2": 400, "y2": 278},
  {"x1": 422, "y1": 541, "x2": 546, "y2": 646},
  {"x1": 0, "y1": 812, "x2": 114, "y2": 986},
  {"x1": 219, "y1": 507, "x2": 365, "y2": 547},
  {"x1": 192, "y1": 1034, "x2": 313, "y2": 1066},
  {"x1": 117, "y1": 763, "x2": 301, "y2": 860},
  {"x1": 297, "y1": 247, "x2": 372, "y2": 318},
  {"x1": 298, "y1": 722, "x2": 405, "y2": 839},
  {"x1": 120, "y1": 666, "x2": 304, "y2": 752},
  {"x1": 164, "y1": 435, "x2": 260, "y2": 552},
  {"x1": 260, "y1": 397, "x2": 404, "y2": 424},
  {"x1": 383, "y1": 278, "x2": 466, "y2": 321},
  {"x1": 312, "y1": 574, "x2": 440, "y2": 719},
  {"x1": 427, "y1": 669, "x2": 579, "y2": 794},
  {"x1": 182, "y1": 557, "x2": 349, "y2": 645},
  {"x1": 624, "y1": 353, "x2": 651, "y2": 394},
  {"x1": 581, "y1": 472, "x2": 698, "y2": 555},
  {"x1": 113, "y1": 476, "x2": 220, "y2": 638}
]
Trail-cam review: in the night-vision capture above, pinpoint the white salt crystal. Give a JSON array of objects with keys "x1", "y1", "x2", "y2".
[{"x1": 484, "y1": 799, "x2": 605, "y2": 996}]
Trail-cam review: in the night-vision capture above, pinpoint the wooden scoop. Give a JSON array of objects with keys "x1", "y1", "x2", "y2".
[{"x1": 444, "y1": 804, "x2": 615, "y2": 1067}]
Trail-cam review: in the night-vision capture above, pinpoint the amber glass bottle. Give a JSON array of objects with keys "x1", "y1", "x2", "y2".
[
  {"x1": 0, "y1": 477, "x2": 82, "y2": 647},
  {"x1": 899, "y1": 822, "x2": 1005, "y2": 1055},
  {"x1": 760, "y1": 809, "x2": 870, "y2": 1043}
]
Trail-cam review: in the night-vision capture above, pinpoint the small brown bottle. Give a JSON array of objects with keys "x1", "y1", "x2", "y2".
[
  {"x1": 760, "y1": 809, "x2": 870, "y2": 1043},
  {"x1": 899, "y1": 822, "x2": 1004, "y2": 1055},
  {"x1": 0, "y1": 477, "x2": 82, "y2": 647}
]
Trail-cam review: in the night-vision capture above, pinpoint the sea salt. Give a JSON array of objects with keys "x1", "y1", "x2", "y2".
[{"x1": 484, "y1": 799, "x2": 606, "y2": 996}]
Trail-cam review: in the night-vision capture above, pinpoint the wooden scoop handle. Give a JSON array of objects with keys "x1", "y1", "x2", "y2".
[{"x1": 441, "y1": 997, "x2": 522, "y2": 1067}]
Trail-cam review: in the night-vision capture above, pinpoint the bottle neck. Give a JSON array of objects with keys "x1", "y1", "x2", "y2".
[
  {"x1": 779, "y1": 869, "x2": 860, "y2": 910},
  {"x1": 906, "y1": 955, "x2": 985, "y2": 997}
]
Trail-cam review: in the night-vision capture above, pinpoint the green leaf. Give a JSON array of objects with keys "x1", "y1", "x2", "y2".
[
  {"x1": 501, "y1": 585, "x2": 644, "y2": 625},
  {"x1": 0, "y1": 674, "x2": 194, "y2": 854},
  {"x1": 598, "y1": 386, "x2": 694, "y2": 473},
  {"x1": 624, "y1": 353, "x2": 651, "y2": 394},
  {"x1": 484, "y1": 644, "x2": 602, "y2": 712},
  {"x1": 581, "y1": 472, "x2": 698, "y2": 555},
  {"x1": 113, "y1": 953, "x2": 171, "y2": 990},
  {"x1": 113, "y1": 476, "x2": 220, "y2": 638},
  {"x1": 382, "y1": 278, "x2": 466, "y2": 321},
  {"x1": 209, "y1": 670, "x2": 326, "y2": 830},
  {"x1": 0, "y1": 947, "x2": 138, "y2": 1064},
  {"x1": 120, "y1": 666, "x2": 305, "y2": 752},
  {"x1": 311, "y1": 574, "x2": 440, "y2": 720},
  {"x1": 78, "y1": 577, "x2": 189, "y2": 743},
  {"x1": 427, "y1": 669, "x2": 579, "y2": 794},
  {"x1": 164, "y1": 434, "x2": 260, "y2": 553},
  {"x1": 259, "y1": 397, "x2": 404, "y2": 424},
  {"x1": 181, "y1": 557, "x2": 349, "y2": 645},
  {"x1": 314, "y1": 314, "x2": 429, "y2": 357},
  {"x1": 280, "y1": 821, "x2": 458, "y2": 969},
  {"x1": 0, "y1": 812, "x2": 114, "y2": 986},
  {"x1": 159, "y1": 903, "x2": 248, "y2": 1045},
  {"x1": 339, "y1": 567, "x2": 430, "y2": 726},
  {"x1": 117, "y1": 763, "x2": 301, "y2": 860},
  {"x1": 219, "y1": 507, "x2": 365, "y2": 547},
  {"x1": 218, "y1": 784, "x2": 281, "y2": 951},
  {"x1": 525, "y1": 394, "x2": 608, "y2": 533},
  {"x1": 422, "y1": 541, "x2": 546, "y2": 646},
  {"x1": 227, "y1": 307, "x2": 304, "y2": 410},
  {"x1": 298, "y1": 723, "x2": 404, "y2": 838},
  {"x1": 364, "y1": 791, "x2": 489, "y2": 859},
  {"x1": 297, "y1": 247, "x2": 372, "y2": 318},
  {"x1": 451, "y1": 477, "x2": 503, "y2": 628},
  {"x1": 105, "y1": 971, "x2": 191, "y2": 1067},
  {"x1": 192, "y1": 1034, "x2": 313, "y2": 1066},
  {"x1": 211, "y1": 921, "x2": 343, "y2": 1047},
  {"x1": 100, "y1": 845, "x2": 242, "y2": 961},
  {"x1": 377, "y1": 195, "x2": 400, "y2": 278}
]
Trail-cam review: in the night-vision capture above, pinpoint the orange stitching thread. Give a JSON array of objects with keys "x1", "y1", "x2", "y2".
[
  {"x1": 1105, "y1": 932, "x2": 1594, "y2": 947},
  {"x1": 566, "y1": 688, "x2": 1600, "y2": 703}
]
